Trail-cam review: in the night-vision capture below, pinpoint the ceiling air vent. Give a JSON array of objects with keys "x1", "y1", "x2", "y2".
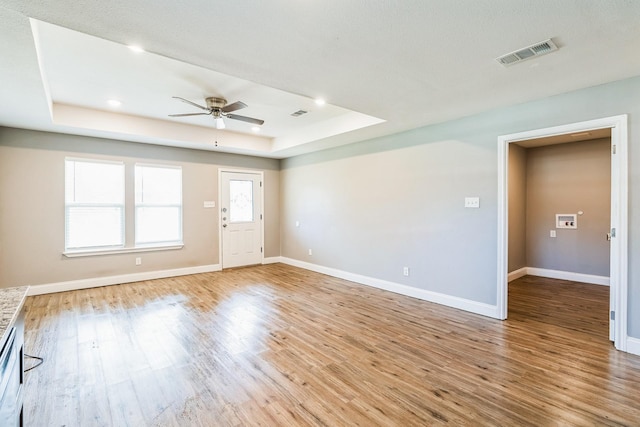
[
  {"x1": 496, "y1": 38, "x2": 558, "y2": 67},
  {"x1": 291, "y1": 110, "x2": 308, "y2": 117}
]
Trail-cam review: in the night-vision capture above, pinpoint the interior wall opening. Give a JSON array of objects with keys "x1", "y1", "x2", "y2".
[{"x1": 507, "y1": 129, "x2": 612, "y2": 340}]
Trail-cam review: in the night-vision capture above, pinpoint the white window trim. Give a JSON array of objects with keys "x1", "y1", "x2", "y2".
[
  {"x1": 63, "y1": 244, "x2": 184, "y2": 258},
  {"x1": 63, "y1": 158, "x2": 185, "y2": 257}
]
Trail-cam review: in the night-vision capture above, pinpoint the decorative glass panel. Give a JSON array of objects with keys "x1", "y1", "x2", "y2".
[{"x1": 229, "y1": 179, "x2": 253, "y2": 222}]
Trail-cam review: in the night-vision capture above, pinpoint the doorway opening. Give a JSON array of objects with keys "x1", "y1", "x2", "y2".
[{"x1": 497, "y1": 115, "x2": 628, "y2": 352}]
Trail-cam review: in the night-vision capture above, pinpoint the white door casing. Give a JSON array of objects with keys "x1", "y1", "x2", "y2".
[
  {"x1": 497, "y1": 114, "x2": 628, "y2": 351},
  {"x1": 219, "y1": 170, "x2": 264, "y2": 269}
]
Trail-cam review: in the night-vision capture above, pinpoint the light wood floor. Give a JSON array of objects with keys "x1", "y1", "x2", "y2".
[{"x1": 22, "y1": 265, "x2": 640, "y2": 426}]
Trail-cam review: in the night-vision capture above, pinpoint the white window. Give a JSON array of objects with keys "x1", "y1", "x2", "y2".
[
  {"x1": 135, "y1": 164, "x2": 182, "y2": 246},
  {"x1": 65, "y1": 158, "x2": 125, "y2": 251}
]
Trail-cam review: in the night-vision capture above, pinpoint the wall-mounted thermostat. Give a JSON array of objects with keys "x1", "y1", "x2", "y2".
[{"x1": 556, "y1": 214, "x2": 577, "y2": 229}]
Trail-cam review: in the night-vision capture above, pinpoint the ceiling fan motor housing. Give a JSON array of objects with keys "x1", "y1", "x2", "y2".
[{"x1": 206, "y1": 97, "x2": 227, "y2": 110}]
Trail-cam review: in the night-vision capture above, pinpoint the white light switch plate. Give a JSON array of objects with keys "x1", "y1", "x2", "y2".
[
  {"x1": 465, "y1": 197, "x2": 480, "y2": 208},
  {"x1": 203, "y1": 201, "x2": 215, "y2": 208}
]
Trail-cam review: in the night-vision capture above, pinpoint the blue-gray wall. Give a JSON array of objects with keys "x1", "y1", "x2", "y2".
[{"x1": 281, "y1": 75, "x2": 640, "y2": 338}]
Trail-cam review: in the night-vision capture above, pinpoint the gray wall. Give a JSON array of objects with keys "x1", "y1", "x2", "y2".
[
  {"x1": 281, "y1": 75, "x2": 640, "y2": 338},
  {"x1": 525, "y1": 139, "x2": 611, "y2": 276},
  {"x1": 0, "y1": 127, "x2": 280, "y2": 288},
  {"x1": 508, "y1": 144, "x2": 527, "y2": 272}
]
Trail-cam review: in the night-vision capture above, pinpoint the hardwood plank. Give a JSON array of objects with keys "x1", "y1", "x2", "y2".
[{"x1": 21, "y1": 266, "x2": 640, "y2": 426}]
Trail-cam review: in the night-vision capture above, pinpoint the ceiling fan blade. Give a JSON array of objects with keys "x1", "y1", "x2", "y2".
[
  {"x1": 168, "y1": 113, "x2": 210, "y2": 117},
  {"x1": 172, "y1": 96, "x2": 208, "y2": 111},
  {"x1": 221, "y1": 101, "x2": 248, "y2": 113},
  {"x1": 226, "y1": 114, "x2": 265, "y2": 125}
]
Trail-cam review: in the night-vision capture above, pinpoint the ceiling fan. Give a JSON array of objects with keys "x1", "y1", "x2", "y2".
[{"x1": 169, "y1": 96, "x2": 264, "y2": 129}]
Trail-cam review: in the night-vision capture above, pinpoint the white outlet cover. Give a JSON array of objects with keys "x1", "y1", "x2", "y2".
[
  {"x1": 203, "y1": 201, "x2": 216, "y2": 208},
  {"x1": 465, "y1": 197, "x2": 480, "y2": 208}
]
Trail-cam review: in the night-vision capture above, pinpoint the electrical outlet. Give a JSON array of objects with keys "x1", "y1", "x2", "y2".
[
  {"x1": 403, "y1": 267, "x2": 410, "y2": 277},
  {"x1": 135, "y1": 257, "x2": 142, "y2": 265},
  {"x1": 550, "y1": 230, "x2": 556, "y2": 238},
  {"x1": 308, "y1": 249, "x2": 313, "y2": 256},
  {"x1": 464, "y1": 197, "x2": 480, "y2": 208},
  {"x1": 295, "y1": 221, "x2": 300, "y2": 227}
]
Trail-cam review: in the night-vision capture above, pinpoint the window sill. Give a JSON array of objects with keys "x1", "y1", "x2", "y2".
[{"x1": 63, "y1": 244, "x2": 184, "y2": 258}]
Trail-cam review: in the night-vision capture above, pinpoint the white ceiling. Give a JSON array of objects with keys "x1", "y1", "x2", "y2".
[{"x1": 1, "y1": 1, "x2": 639, "y2": 158}]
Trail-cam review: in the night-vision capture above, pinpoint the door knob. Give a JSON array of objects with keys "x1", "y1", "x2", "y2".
[{"x1": 223, "y1": 224, "x2": 227, "y2": 228}]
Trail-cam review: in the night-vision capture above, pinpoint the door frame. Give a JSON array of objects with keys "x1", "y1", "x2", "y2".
[
  {"x1": 497, "y1": 114, "x2": 628, "y2": 351},
  {"x1": 218, "y1": 168, "x2": 265, "y2": 269}
]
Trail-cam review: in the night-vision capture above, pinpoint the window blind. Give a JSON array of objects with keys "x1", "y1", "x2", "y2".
[{"x1": 65, "y1": 158, "x2": 125, "y2": 251}]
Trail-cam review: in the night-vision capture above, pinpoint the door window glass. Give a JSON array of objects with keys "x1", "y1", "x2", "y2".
[{"x1": 229, "y1": 180, "x2": 253, "y2": 222}]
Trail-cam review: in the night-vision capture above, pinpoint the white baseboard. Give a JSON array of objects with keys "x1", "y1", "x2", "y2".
[
  {"x1": 525, "y1": 267, "x2": 609, "y2": 286},
  {"x1": 262, "y1": 256, "x2": 283, "y2": 265},
  {"x1": 626, "y1": 337, "x2": 640, "y2": 356},
  {"x1": 279, "y1": 257, "x2": 499, "y2": 319},
  {"x1": 509, "y1": 266, "x2": 610, "y2": 286},
  {"x1": 27, "y1": 264, "x2": 221, "y2": 296},
  {"x1": 508, "y1": 267, "x2": 528, "y2": 282}
]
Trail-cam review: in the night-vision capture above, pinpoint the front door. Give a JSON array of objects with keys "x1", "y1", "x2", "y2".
[{"x1": 220, "y1": 171, "x2": 263, "y2": 268}]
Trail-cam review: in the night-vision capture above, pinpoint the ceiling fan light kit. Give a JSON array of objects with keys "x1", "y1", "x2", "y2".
[{"x1": 169, "y1": 96, "x2": 264, "y2": 129}]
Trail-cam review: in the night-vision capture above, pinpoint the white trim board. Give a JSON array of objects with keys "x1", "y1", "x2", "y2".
[
  {"x1": 280, "y1": 257, "x2": 499, "y2": 319},
  {"x1": 508, "y1": 267, "x2": 528, "y2": 282},
  {"x1": 27, "y1": 264, "x2": 221, "y2": 296},
  {"x1": 508, "y1": 267, "x2": 609, "y2": 286},
  {"x1": 627, "y1": 337, "x2": 640, "y2": 357},
  {"x1": 497, "y1": 114, "x2": 628, "y2": 352}
]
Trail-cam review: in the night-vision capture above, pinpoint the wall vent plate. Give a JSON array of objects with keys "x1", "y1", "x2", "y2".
[{"x1": 556, "y1": 214, "x2": 577, "y2": 229}]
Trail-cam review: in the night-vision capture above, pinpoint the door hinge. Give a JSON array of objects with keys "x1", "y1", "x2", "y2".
[
  {"x1": 261, "y1": 247, "x2": 263, "y2": 253},
  {"x1": 612, "y1": 144, "x2": 616, "y2": 154},
  {"x1": 610, "y1": 310, "x2": 615, "y2": 320},
  {"x1": 260, "y1": 181, "x2": 262, "y2": 187},
  {"x1": 260, "y1": 214, "x2": 263, "y2": 220},
  {"x1": 611, "y1": 228, "x2": 616, "y2": 238}
]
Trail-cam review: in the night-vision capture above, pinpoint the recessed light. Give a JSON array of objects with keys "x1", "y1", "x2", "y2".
[
  {"x1": 314, "y1": 98, "x2": 326, "y2": 106},
  {"x1": 127, "y1": 45, "x2": 145, "y2": 53},
  {"x1": 251, "y1": 126, "x2": 260, "y2": 132},
  {"x1": 107, "y1": 99, "x2": 122, "y2": 107}
]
